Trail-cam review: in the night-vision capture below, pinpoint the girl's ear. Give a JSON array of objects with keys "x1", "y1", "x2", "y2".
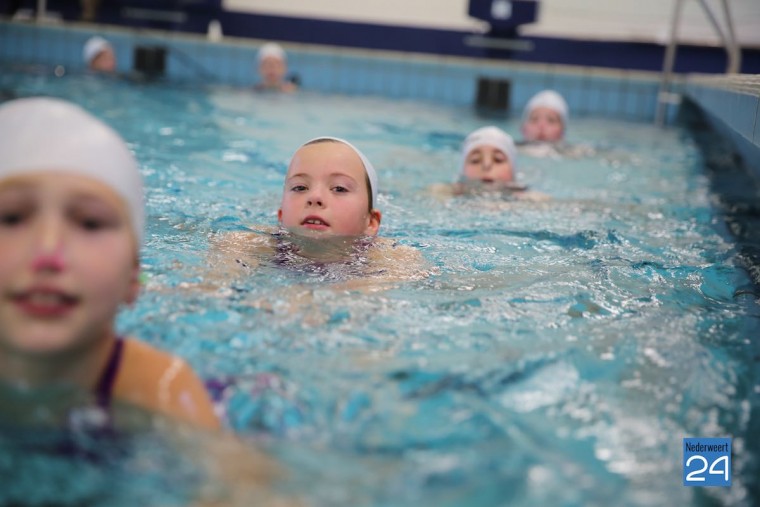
[
  {"x1": 365, "y1": 209, "x2": 382, "y2": 236},
  {"x1": 125, "y1": 259, "x2": 141, "y2": 305},
  {"x1": 277, "y1": 208, "x2": 283, "y2": 222}
]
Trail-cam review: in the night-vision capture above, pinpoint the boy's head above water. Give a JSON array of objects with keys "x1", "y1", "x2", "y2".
[
  {"x1": 278, "y1": 137, "x2": 381, "y2": 237},
  {"x1": 461, "y1": 126, "x2": 517, "y2": 183},
  {"x1": 521, "y1": 90, "x2": 569, "y2": 143}
]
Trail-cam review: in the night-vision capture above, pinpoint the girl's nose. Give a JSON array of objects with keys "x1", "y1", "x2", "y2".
[{"x1": 31, "y1": 217, "x2": 66, "y2": 272}]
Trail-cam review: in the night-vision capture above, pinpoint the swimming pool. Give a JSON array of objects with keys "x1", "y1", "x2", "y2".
[{"x1": 2, "y1": 65, "x2": 760, "y2": 506}]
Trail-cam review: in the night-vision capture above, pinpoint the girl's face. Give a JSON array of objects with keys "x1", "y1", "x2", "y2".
[
  {"x1": 522, "y1": 107, "x2": 564, "y2": 142},
  {"x1": 278, "y1": 142, "x2": 381, "y2": 237},
  {"x1": 462, "y1": 145, "x2": 514, "y2": 183},
  {"x1": 0, "y1": 173, "x2": 139, "y2": 360}
]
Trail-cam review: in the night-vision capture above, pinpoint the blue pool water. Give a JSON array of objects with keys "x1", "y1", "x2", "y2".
[{"x1": 2, "y1": 66, "x2": 760, "y2": 506}]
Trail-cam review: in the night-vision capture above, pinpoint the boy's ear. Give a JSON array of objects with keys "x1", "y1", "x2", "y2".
[{"x1": 365, "y1": 209, "x2": 382, "y2": 236}]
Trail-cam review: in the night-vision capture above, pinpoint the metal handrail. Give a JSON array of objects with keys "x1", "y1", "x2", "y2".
[{"x1": 655, "y1": 0, "x2": 741, "y2": 126}]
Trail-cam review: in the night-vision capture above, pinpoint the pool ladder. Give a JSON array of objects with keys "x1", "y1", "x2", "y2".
[{"x1": 655, "y1": 0, "x2": 741, "y2": 126}]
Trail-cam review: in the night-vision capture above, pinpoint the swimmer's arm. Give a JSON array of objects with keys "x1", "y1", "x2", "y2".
[
  {"x1": 207, "y1": 230, "x2": 269, "y2": 274},
  {"x1": 368, "y1": 238, "x2": 431, "y2": 282},
  {"x1": 183, "y1": 229, "x2": 274, "y2": 291},
  {"x1": 427, "y1": 182, "x2": 456, "y2": 200},
  {"x1": 324, "y1": 239, "x2": 431, "y2": 293},
  {"x1": 513, "y1": 189, "x2": 552, "y2": 202}
]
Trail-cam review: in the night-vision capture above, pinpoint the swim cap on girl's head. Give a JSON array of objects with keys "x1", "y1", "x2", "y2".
[
  {"x1": 257, "y1": 42, "x2": 286, "y2": 62},
  {"x1": 83, "y1": 35, "x2": 112, "y2": 65},
  {"x1": 461, "y1": 126, "x2": 517, "y2": 171},
  {"x1": 297, "y1": 137, "x2": 378, "y2": 208},
  {"x1": 522, "y1": 90, "x2": 569, "y2": 126},
  {"x1": 0, "y1": 97, "x2": 144, "y2": 249}
]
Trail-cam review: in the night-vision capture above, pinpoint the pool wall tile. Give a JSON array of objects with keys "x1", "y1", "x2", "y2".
[
  {"x1": 3, "y1": 19, "x2": 758, "y2": 177},
  {"x1": 685, "y1": 74, "x2": 760, "y2": 181}
]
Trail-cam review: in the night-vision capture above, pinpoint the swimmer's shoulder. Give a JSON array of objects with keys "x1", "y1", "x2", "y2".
[
  {"x1": 368, "y1": 238, "x2": 432, "y2": 280},
  {"x1": 517, "y1": 140, "x2": 595, "y2": 159},
  {"x1": 117, "y1": 338, "x2": 220, "y2": 430},
  {"x1": 211, "y1": 226, "x2": 277, "y2": 251}
]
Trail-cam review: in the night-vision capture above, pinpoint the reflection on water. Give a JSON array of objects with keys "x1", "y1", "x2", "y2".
[{"x1": 3, "y1": 66, "x2": 759, "y2": 506}]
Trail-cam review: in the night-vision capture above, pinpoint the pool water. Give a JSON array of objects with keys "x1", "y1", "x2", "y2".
[{"x1": 2, "y1": 67, "x2": 760, "y2": 506}]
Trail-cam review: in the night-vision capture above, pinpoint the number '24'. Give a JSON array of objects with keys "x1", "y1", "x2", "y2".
[{"x1": 685, "y1": 455, "x2": 729, "y2": 482}]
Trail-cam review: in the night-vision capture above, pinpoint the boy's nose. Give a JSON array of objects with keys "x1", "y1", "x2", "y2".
[{"x1": 306, "y1": 188, "x2": 325, "y2": 207}]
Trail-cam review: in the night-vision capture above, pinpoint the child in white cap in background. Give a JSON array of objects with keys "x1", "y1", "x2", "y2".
[
  {"x1": 518, "y1": 90, "x2": 594, "y2": 159},
  {"x1": 83, "y1": 35, "x2": 116, "y2": 73},
  {"x1": 254, "y1": 42, "x2": 298, "y2": 93},
  {"x1": 0, "y1": 97, "x2": 219, "y2": 430},
  {"x1": 431, "y1": 126, "x2": 549, "y2": 201},
  {"x1": 204, "y1": 137, "x2": 427, "y2": 309},
  {"x1": 520, "y1": 90, "x2": 568, "y2": 144}
]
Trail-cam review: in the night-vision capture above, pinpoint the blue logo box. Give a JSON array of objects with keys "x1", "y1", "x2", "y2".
[{"x1": 683, "y1": 437, "x2": 731, "y2": 487}]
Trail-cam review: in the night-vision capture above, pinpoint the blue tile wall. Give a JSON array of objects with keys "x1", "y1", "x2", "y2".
[
  {"x1": 6, "y1": 20, "x2": 758, "y2": 179},
  {"x1": 685, "y1": 74, "x2": 760, "y2": 180},
  {"x1": 2, "y1": 20, "x2": 676, "y2": 124}
]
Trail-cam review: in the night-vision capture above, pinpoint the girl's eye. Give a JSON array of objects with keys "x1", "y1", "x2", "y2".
[
  {"x1": 290, "y1": 185, "x2": 307, "y2": 192},
  {"x1": 0, "y1": 211, "x2": 26, "y2": 227},
  {"x1": 332, "y1": 186, "x2": 348, "y2": 193},
  {"x1": 77, "y1": 217, "x2": 110, "y2": 231}
]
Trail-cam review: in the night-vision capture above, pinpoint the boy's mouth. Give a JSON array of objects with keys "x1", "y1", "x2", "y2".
[{"x1": 301, "y1": 215, "x2": 330, "y2": 230}]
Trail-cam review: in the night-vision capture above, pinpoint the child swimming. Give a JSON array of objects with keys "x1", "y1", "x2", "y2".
[
  {"x1": 254, "y1": 42, "x2": 298, "y2": 93},
  {"x1": 431, "y1": 126, "x2": 549, "y2": 202},
  {"x1": 518, "y1": 90, "x2": 595, "y2": 159},
  {"x1": 0, "y1": 97, "x2": 219, "y2": 430},
  {"x1": 520, "y1": 89, "x2": 568, "y2": 144},
  {"x1": 83, "y1": 35, "x2": 117, "y2": 73},
  {"x1": 207, "y1": 137, "x2": 426, "y2": 295}
]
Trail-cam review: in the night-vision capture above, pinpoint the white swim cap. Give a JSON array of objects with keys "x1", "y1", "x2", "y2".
[
  {"x1": 522, "y1": 90, "x2": 569, "y2": 127},
  {"x1": 83, "y1": 36, "x2": 112, "y2": 65},
  {"x1": 461, "y1": 126, "x2": 517, "y2": 172},
  {"x1": 0, "y1": 97, "x2": 144, "y2": 249},
  {"x1": 257, "y1": 42, "x2": 286, "y2": 63},
  {"x1": 296, "y1": 137, "x2": 378, "y2": 209}
]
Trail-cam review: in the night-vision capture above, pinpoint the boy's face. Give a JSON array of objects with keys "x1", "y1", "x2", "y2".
[
  {"x1": 522, "y1": 107, "x2": 564, "y2": 142},
  {"x1": 258, "y1": 56, "x2": 287, "y2": 87},
  {"x1": 91, "y1": 48, "x2": 116, "y2": 73},
  {"x1": 278, "y1": 142, "x2": 380, "y2": 237},
  {"x1": 463, "y1": 145, "x2": 513, "y2": 182},
  {"x1": 0, "y1": 173, "x2": 139, "y2": 359}
]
